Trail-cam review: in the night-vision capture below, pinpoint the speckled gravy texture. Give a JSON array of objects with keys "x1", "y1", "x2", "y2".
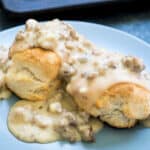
[
  {"x1": 8, "y1": 90, "x2": 103, "y2": 143},
  {"x1": 11, "y1": 19, "x2": 150, "y2": 115}
]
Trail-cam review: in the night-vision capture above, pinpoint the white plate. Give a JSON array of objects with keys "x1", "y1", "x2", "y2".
[{"x1": 0, "y1": 21, "x2": 150, "y2": 150}]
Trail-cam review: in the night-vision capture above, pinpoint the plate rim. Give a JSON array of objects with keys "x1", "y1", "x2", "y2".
[
  {"x1": 1, "y1": 20, "x2": 150, "y2": 149},
  {"x1": 0, "y1": 20, "x2": 150, "y2": 49}
]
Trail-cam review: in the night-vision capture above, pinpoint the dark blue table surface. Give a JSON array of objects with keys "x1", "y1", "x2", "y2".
[{"x1": 0, "y1": 8, "x2": 150, "y2": 44}]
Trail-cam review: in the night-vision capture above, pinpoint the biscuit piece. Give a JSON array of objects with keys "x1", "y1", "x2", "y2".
[
  {"x1": 0, "y1": 70, "x2": 11, "y2": 99},
  {"x1": 0, "y1": 46, "x2": 12, "y2": 99},
  {"x1": 6, "y1": 48, "x2": 61, "y2": 101},
  {"x1": 69, "y1": 82, "x2": 150, "y2": 128},
  {"x1": 97, "y1": 83, "x2": 150, "y2": 128}
]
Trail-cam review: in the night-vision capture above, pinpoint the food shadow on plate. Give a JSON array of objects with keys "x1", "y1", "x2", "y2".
[
  {"x1": 5, "y1": 95, "x2": 18, "y2": 108},
  {"x1": 0, "y1": 94, "x2": 18, "y2": 115},
  {"x1": 82, "y1": 124, "x2": 146, "y2": 149},
  {"x1": 0, "y1": 95, "x2": 19, "y2": 118},
  {"x1": 57, "y1": 123, "x2": 146, "y2": 150}
]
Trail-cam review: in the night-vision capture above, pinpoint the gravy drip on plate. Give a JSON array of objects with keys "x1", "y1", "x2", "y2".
[{"x1": 8, "y1": 90, "x2": 103, "y2": 143}]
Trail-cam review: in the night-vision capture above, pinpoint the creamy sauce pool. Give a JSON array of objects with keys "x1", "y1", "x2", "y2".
[{"x1": 8, "y1": 90, "x2": 103, "y2": 143}]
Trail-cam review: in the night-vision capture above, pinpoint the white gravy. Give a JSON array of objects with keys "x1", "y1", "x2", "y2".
[{"x1": 10, "y1": 19, "x2": 150, "y2": 113}]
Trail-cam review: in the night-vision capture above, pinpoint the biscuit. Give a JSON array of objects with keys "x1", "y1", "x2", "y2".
[{"x1": 6, "y1": 48, "x2": 61, "y2": 101}]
